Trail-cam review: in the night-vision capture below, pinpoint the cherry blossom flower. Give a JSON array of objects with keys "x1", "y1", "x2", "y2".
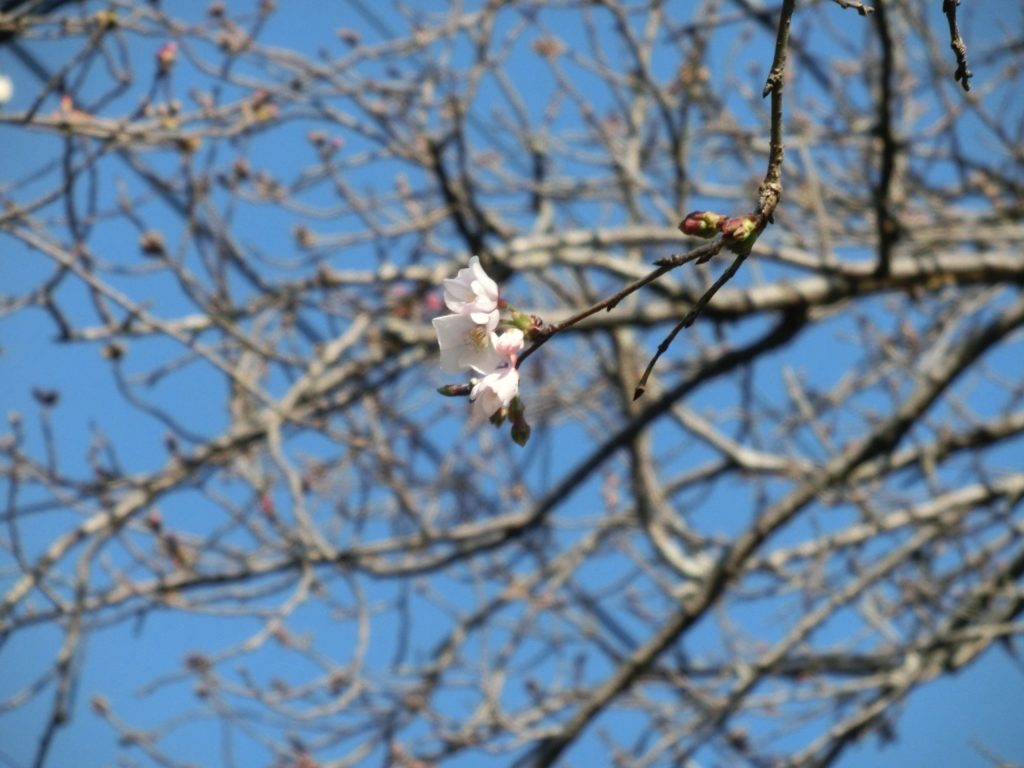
[
  {"x1": 470, "y1": 329, "x2": 524, "y2": 420},
  {"x1": 433, "y1": 260, "x2": 530, "y2": 439},
  {"x1": 442, "y1": 255, "x2": 499, "y2": 328},
  {"x1": 471, "y1": 363, "x2": 519, "y2": 420},
  {"x1": 433, "y1": 256, "x2": 503, "y2": 373}
]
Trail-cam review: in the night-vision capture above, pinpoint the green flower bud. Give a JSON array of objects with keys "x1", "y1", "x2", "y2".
[
  {"x1": 509, "y1": 396, "x2": 530, "y2": 446},
  {"x1": 509, "y1": 309, "x2": 532, "y2": 331},
  {"x1": 511, "y1": 418, "x2": 531, "y2": 446},
  {"x1": 437, "y1": 383, "x2": 472, "y2": 397}
]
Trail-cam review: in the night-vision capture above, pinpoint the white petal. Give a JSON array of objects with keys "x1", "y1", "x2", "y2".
[
  {"x1": 470, "y1": 364, "x2": 520, "y2": 419},
  {"x1": 471, "y1": 385, "x2": 502, "y2": 421},
  {"x1": 469, "y1": 309, "x2": 499, "y2": 330},
  {"x1": 491, "y1": 366, "x2": 520, "y2": 403},
  {"x1": 432, "y1": 314, "x2": 502, "y2": 373},
  {"x1": 442, "y1": 276, "x2": 475, "y2": 312},
  {"x1": 442, "y1": 257, "x2": 499, "y2": 315},
  {"x1": 469, "y1": 257, "x2": 499, "y2": 303}
]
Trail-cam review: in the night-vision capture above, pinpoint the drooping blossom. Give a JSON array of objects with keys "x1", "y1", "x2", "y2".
[
  {"x1": 470, "y1": 329, "x2": 524, "y2": 420},
  {"x1": 471, "y1": 364, "x2": 519, "y2": 420}
]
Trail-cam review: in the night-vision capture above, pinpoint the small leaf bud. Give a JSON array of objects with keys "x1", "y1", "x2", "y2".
[{"x1": 436, "y1": 383, "x2": 472, "y2": 398}]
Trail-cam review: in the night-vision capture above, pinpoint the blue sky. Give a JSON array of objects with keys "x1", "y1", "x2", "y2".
[{"x1": 2, "y1": 1, "x2": 1023, "y2": 766}]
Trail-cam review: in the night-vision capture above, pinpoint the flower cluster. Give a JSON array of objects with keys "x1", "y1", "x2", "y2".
[{"x1": 433, "y1": 257, "x2": 531, "y2": 444}]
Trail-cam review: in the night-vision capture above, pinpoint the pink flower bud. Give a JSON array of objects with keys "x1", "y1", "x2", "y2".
[
  {"x1": 720, "y1": 215, "x2": 760, "y2": 243},
  {"x1": 492, "y1": 328, "x2": 524, "y2": 359},
  {"x1": 157, "y1": 41, "x2": 177, "y2": 74},
  {"x1": 679, "y1": 210, "x2": 725, "y2": 238}
]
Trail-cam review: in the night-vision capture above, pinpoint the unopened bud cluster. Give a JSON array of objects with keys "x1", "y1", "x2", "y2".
[{"x1": 679, "y1": 210, "x2": 763, "y2": 253}]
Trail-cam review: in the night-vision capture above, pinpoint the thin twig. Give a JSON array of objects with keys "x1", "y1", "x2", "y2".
[
  {"x1": 831, "y1": 0, "x2": 874, "y2": 14},
  {"x1": 942, "y1": 0, "x2": 973, "y2": 92},
  {"x1": 633, "y1": 250, "x2": 749, "y2": 400},
  {"x1": 758, "y1": 0, "x2": 795, "y2": 219},
  {"x1": 516, "y1": 240, "x2": 723, "y2": 368},
  {"x1": 632, "y1": 0, "x2": 795, "y2": 399},
  {"x1": 871, "y1": 0, "x2": 899, "y2": 277}
]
